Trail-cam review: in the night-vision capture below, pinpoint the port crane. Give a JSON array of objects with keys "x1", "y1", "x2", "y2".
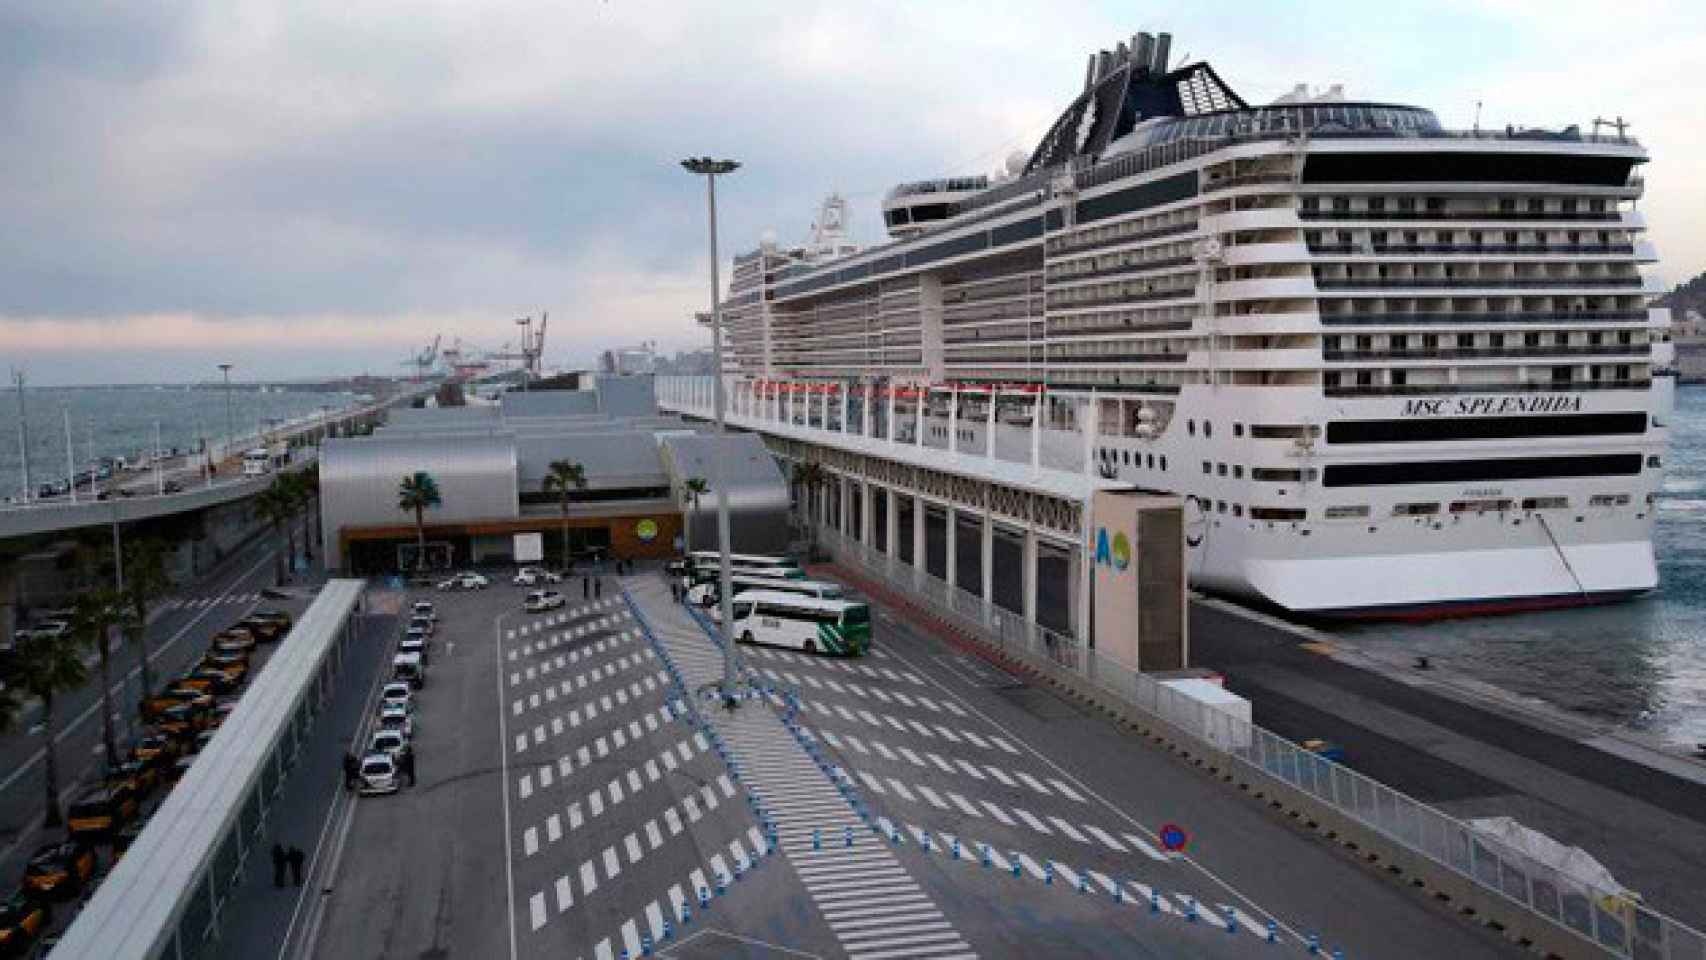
[
  {"x1": 402, "y1": 335, "x2": 441, "y2": 382},
  {"x1": 486, "y1": 312, "x2": 549, "y2": 387}
]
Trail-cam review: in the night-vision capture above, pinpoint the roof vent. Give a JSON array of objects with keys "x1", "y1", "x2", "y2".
[
  {"x1": 1152, "y1": 32, "x2": 1172, "y2": 73},
  {"x1": 1131, "y1": 32, "x2": 1155, "y2": 73}
]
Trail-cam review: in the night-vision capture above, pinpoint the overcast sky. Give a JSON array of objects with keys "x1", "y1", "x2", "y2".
[{"x1": 3, "y1": 1, "x2": 1700, "y2": 385}]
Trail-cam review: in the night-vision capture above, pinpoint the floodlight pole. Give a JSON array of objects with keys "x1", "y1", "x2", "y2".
[{"x1": 682, "y1": 156, "x2": 741, "y2": 697}]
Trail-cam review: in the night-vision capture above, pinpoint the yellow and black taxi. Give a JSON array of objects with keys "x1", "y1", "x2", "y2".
[
  {"x1": 239, "y1": 612, "x2": 290, "y2": 642},
  {"x1": 66, "y1": 782, "x2": 138, "y2": 842},
  {"x1": 182, "y1": 666, "x2": 239, "y2": 695},
  {"x1": 0, "y1": 889, "x2": 50, "y2": 957},
  {"x1": 21, "y1": 841, "x2": 94, "y2": 901},
  {"x1": 210, "y1": 627, "x2": 256, "y2": 653},
  {"x1": 132, "y1": 733, "x2": 180, "y2": 769},
  {"x1": 201, "y1": 651, "x2": 250, "y2": 685},
  {"x1": 108, "y1": 757, "x2": 159, "y2": 802},
  {"x1": 141, "y1": 686, "x2": 211, "y2": 720},
  {"x1": 151, "y1": 700, "x2": 209, "y2": 738}
]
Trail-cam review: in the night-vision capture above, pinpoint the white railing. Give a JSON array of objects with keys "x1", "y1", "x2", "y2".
[{"x1": 813, "y1": 521, "x2": 1703, "y2": 960}]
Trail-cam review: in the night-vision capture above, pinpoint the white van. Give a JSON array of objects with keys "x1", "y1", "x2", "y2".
[
  {"x1": 242, "y1": 448, "x2": 271, "y2": 476},
  {"x1": 392, "y1": 651, "x2": 426, "y2": 689}
]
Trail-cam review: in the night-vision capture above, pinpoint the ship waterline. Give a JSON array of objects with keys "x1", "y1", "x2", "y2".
[{"x1": 696, "y1": 29, "x2": 1671, "y2": 618}]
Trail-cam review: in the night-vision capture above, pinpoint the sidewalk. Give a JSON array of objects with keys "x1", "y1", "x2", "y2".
[{"x1": 211, "y1": 609, "x2": 393, "y2": 959}]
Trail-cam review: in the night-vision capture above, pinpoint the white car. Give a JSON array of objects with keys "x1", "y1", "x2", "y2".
[
  {"x1": 380, "y1": 682, "x2": 414, "y2": 710},
  {"x1": 399, "y1": 636, "x2": 429, "y2": 664},
  {"x1": 359, "y1": 753, "x2": 399, "y2": 795},
  {"x1": 410, "y1": 601, "x2": 437, "y2": 621},
  {"x1": 378, "y1": 703, "x2": 415, "y2": 738},
  {"x1": 369, "y1": 729, "x2": 408, "y2": 757},
  {"x1": 408, "y1": 617, "x2": 435, "y2": 636},
  {"x1": 436, "y1": 572, "x2": 489, "y2": 591},
  {"x1": 523, "y1": 590, "x2": 566, "y2": 613},
  {"x1": 513, "y1": 566, "x2": 562, "y2": 586}
]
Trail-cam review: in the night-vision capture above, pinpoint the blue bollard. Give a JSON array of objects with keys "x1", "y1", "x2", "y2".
[
  {"x1": 1185, "y1": 897, "x2": 1198, "y2": 922},
  {"x1": 662, "y1": 920, "x2": 673, "y2": 941},
  {"x1": 1044, "y1": 862, "x2": 1054, "y2": 886},
  {"x1": 1266, "y1": 920, "x2": 1278, "y2": 943},
  {"x1": 922, "y1": 832, "x2": 932, "y2": 852},
  {"x1": 1223, "y1": 906, "x2": 1237, "y2": 933},
  {"x1": 1332, "y1": 951, "x2": 1344, "y2": 960},
  {"x1": 1307, "y1": 933, "x2": 1321, "y2": 955},
  {"x1": 1078, "y1": 871, "x2": 1089, "y2": 894},
  {"x1": 1150, "y1": 890, "x2": 1161, "y2": 914},
  {"x1": 716, "y1": 872, "x2": 728, "y2": 895},
  {"x1": 1012, "y1": 853, "x2": 1022, "y2": 878},
  {"x1": 641, "y1": 934, "x2": 653, "y2": 956},
  {"x1": 952, "y1": 838, "x2": 962, "y2": 860},
  {"x1": 981, "y1": 844, "x2": 992, "y2": 868},
  {"x1": 735, "y1": 858, "x2": 745, "y2": 879},
  {"x1": 698, "y1": 886, "x2": 710, "y2": 909},
  {"x1": 844, "y1": 826, "x2": 854, "y2": 848},
  {"x1": 1114, "y1": 880, "x2": 1124, "y2": 904},
  {"x1": 621, "y1": 950, "x2": 630, "y2": 960},
  {"x1": 681, "y1": 903, "x2": 692, "y2": 925}
]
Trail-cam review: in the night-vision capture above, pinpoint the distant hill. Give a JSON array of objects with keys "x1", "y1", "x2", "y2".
[{"x1": 1659, "y1": 270, "x2": 1706, "y2": 317}]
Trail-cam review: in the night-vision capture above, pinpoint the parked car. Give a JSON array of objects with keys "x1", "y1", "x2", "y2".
[
  {"x1": 523, "y1": 590, "x2": 566, "y2": 613},
  {"x1": 152, "y1": 701, "x2": 210, "y2": 738},
  {"x1": 183, "y1": 667, "x2": 240, "y2": 695},
  {"x1": 211, "y1": 628, "x2": 256, "y2": 652},
  {"x1": 410, "y1": 601, "x2": 437, "y2": 621},
  {"x1": 377, "y1": 703, "x2": 415, "y2": 739},
  {"x1": 513, "y1": 566, "x2": 561, "y2": 586},
  {"x1": 436, "y1": 572, "x2": 489, "y2": 591},
  {"x1": 391, "y1": 652, "x2": 425, "y2": 689},
  {"x1": 398, "y1": 636, "x2": 429, "y2": 665},
  {"x1": 358, "y1": 753, "x2": 400, "y2": 796},
  {"x1": 108, "y1": 758, "x2": 159, "y2": 802},
  {"x1": 379, "y1": 681, "x2": 414, "y2": 710},
  {"x1": 407, "y1": 616, "x2": 435, "y2": 637},
  {"x1": 368, "y1": 729, "x2": 408, "y2": 758},
  {"x1": 0, "y1": 890, "x2": 50, "y2": 957},
  {"x1": 237, "y1": 616, "x2": 287, "y2": 643},
  {"x1": 142, "y1": 688, "x2": 210, "y2": 719},
  {"x1": 201, "y1": 652, "x2": 250, "y2": 685},
  {"x1": 65, "y1": 784, "x2": 137, "y2": 842},
  {"x1": 132, "y1": 735, "x2": 180, "y2": 769},
  {"x1": 21, "y1": 842, "x2": 94, "y2": 901}
]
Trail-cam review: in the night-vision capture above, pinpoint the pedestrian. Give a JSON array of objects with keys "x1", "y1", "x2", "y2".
[
  {"x1": 594, "y1": 578, "x2": 602, "y2": 599},
  {"x1": 271, "y1": 843, "x2": 287, "y2": 888},
  {"x1": 287, "y1": 845, "x2": 305, "y2": 887},
  {"x1": 399, "y1": 746, "x2": 417, "y2": 787},
  {"x1": 342, "y1": 752, "x2": 359, "y2": 790},
  {"x1": 583, "y1": 576, "x2": 590, "y2": 599},
  {"x1": 670, "y1": 580, "x2": 680, "y2": 603}
]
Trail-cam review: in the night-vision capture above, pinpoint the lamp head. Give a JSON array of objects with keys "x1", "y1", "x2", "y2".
[{"x1": 681, "y1": 157, "x2": 741, "y2": 175}]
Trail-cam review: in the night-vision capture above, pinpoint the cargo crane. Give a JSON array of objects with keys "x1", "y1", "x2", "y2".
[
  {"x1": 402, "y1": 335, "x2": 441, "y2": 382},
  {"x1": 487, "y1": 313, "x2": 549, "y2": 389}
]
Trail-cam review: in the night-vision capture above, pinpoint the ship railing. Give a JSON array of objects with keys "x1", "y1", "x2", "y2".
[{"x1": 812, "y1": 520, "x2": 1705, "y2": 960}]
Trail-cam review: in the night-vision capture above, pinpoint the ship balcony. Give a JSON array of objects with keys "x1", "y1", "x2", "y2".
[
  {"x1": 1201, "y1": 172, "x2": 1296, "y2": 193},
  {"x1": 1201, "y1": 208, "x2": 1299, "y2": 234},
  {"x1": 1318, "y1": 308, "x2": 1650, "y2": 327},
  {"x1": 1220, "y1": 241, "x2": 1312, "y2": 267},
  {"x1": 1215, "y1": 276, "x2": 1322, "y2": 301},
  {"x1": 1298, "y1": 209, "x2": 1623, "y2": 223},
  {"x1": 1185, "y1": 347, "x2": 1326, "y2": 370},
  {"x1": 1324, "y1": 379, "x2": 1652, "y2": 397},
  {"x1": 1313, "y1": 276, "x2": 1645, "y2": 292},
  {"x1": 1322, "y1": 343, "x2": 1652, "y2": 363},
  {"x1": 1634, "y1": 239, "x2": 1659, "y2": 264},
  {"x1": 1305, "y1": 242, "x2": 1636, "y2": 257}
]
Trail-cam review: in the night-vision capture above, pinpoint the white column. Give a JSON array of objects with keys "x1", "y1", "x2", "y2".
[
  {"x1": 886, "y1": 387, "x2": 897, "y2": 445},
  {"x1": 948, "y1": 385, "x2": 959, "y2": 454},
  {"x1": 912, "y1": 495, "x2": 926, "y2": 587},
  {"x1": 860, "y1": 479, "x2": 874, "y2": 545},
  {"x1": 1022, "y1": 527, "x2": 1039, "y2": 638},
  {"x1": 1076, "y1": 499, "x2": 1093, "y2": 645},
  {"x1": 862, "y1": 383, "x2": 872, "y2": 438},
  {"x1": 885, "y1": 487, "x2": 900, "y2": 571},
  {"x1": 986, "y1": 387, "x2": 997, "y2": 457},
  {"x1": 915, "y1": 386, "x2": 925, "y2": 447},
  {"x1": 1031, "y1": 390, "x2": 1043, "y2": 468},
  {"x1": 840, "y1": 384, "x2": 849, "y2": 434},
  {"x1": 945, "y1": 504, "x2": 958, "y2": 593},
  {"x1": 1082, "y1": 392, "x2": 1099, "y2": 472},
  {"x1": 840, "y1": 475, "x2": 851, "y2": 533}
]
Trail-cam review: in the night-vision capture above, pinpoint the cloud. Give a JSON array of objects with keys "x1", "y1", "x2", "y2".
[{"x1": 2, "y1": 0, "x2": 1702, "y2": 383}]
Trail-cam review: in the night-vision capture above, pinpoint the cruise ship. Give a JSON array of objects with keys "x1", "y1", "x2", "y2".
[{"x1": 708, "y1": 31, "x2": 1674, "y2": 619}]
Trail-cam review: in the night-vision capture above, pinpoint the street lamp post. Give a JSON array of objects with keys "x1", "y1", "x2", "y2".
[
  {"x1": 217, "y1": 363, "x2": 235, "y2": 471},
  {"x1": 682, "y1": 155, "x2": 741, "y2": 697}
]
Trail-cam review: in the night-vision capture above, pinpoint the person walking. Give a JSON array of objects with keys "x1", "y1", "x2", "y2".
[
  {"x1": 582, "y1": 576, "x2": 590, "y2": 600},
  {"x1": 670, "y1": 580, "x2": 680, "y2": 603},
  {"x1": 399, "y1": 746, "x2": 417, "y2": 787},
  {"x1": 594, "y1": 577, "x2": 602, "y2": 599},
  {"x1": 287, "y1": 845, "x2": 305, "y2": 886},
  {"x1": 271, "y1": 843, "x2": 287, "y2": 888}
]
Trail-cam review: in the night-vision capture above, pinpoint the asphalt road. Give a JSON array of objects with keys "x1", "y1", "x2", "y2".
[
  {"x1": 306, "y1": 567, "x2": 1523, "y2": 959},
  {"x1": 0, "y1": 533, "x2": 283, "y2": 876}
]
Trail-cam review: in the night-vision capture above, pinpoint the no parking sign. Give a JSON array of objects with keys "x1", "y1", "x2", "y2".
[{"x1": 1158, "y1": 822, "x2": 1189, "y2": 854}]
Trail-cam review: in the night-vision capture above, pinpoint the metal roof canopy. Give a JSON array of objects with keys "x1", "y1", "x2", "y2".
[{"x1": 51, "y1": 579, "x2": 367, "y2": 960}]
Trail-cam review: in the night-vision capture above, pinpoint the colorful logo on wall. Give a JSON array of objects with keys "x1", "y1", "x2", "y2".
[
  {"x1": 635, "y1": 518, "x2": 659, "y2": 543},
  {"x1": 1094, "y1": 526, "x2": 1131, "y2": 572}
]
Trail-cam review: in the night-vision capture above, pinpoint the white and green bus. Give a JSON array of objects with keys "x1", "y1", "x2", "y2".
[
  {"x1": 676, "y1": 552, "x2": 805, "y2": 586},
  {"x1": 689, "y1": 573, "x2": 844, "y2": 612},
  {"x1": 730, "y1": 590, "x2": 872, "y2": 657}
]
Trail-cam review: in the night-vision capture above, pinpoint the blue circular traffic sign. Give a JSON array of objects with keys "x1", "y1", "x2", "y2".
[{"x1": 1158, "y1": 823, "x2": 1189, "y2": 853}]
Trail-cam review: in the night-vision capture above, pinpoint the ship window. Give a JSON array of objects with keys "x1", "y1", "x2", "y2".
[
  {"x1": 1147, "y1": 454, "x2": 1155, "y2": 469},
  {"x1": 1301, "y1": 196, "x2": 1319, "y2": 212},
  {"x1": 1390, "y1": 370, "x2": 1408, "y2": 386},
  {"x1": 1216, "y1": 463, "x2": 1228, "y2": 477},
  {"x1": 1522, "y1": 497, "x2": 1569, "y2": 510},
  {"x1": 1528, "y1": 197, "x2": 1545, "y2": 213},
  {"x1": 1647, "y1": 455, "x2": 1662, "y2": 468},
  {"x1": 1499, "y1": 197, "x2": 1516, "y2": 213},
  {"x1": 1332, "y1": 196, "x2": 1350, "y2": 213},
  {"x1": 1456, "y1": 333, "x2": 1474, "y2": 349},
  {"x1": 1398, "y1": 197, "x2": 1416, "y2": 212},
  {"x1": 1233, "y1": 465, "x2": 1244, "y2": 478},
  {"x1": 1368, "y1": 197, "x2": 1386, "y2": 213},
  {"x1": 1355, "y1": 370, "x2": 1374, "y2": 386},
  {"x1": 1392, "y1": 502, "x2": 1440, "y2": 516},
  {"x1": 1325, "y1": 505, "x2": 1370, "y2": 519},
  {"x1": 1202, "y1": 461, "x2": 1212, "y2": 475},
  {"x1": 1562, "y1": 198, "x2": 1578, "y2": 214},
  {"x1": 1324, "y1": 371, "x2": 1342, "y2": 389},
  {"x1": 1252, "y1": 468, "x2": 1305, "y2": 482},
  {"x1": 1187, "y1": 419, "x2": 1196, "y2": 436},
  {"x1": 1326, "y1": 454, "x2": 1644, "y2": 487},
  {"x1": 1217, "y1": 501, "x2": 1227, "y2": 514},
  {"x1": 1233, "y1": 423, "x2": 1244, "y2": 437},
  {"x1": 1204, "y1": 421, "x2": 1213, "y2": 438},
  {"x1": 1160, "y1": 456, "x2": 1168, "y2": 470},
  {"x1": 1250, "y1": 507, "x2": 1307, "y2": 521},
  {"x1": 1233, "y1": 504, "x2": 1244, "y2": 517}
]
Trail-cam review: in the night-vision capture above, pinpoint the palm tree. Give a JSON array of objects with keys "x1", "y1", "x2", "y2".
[
  {"x1": 681, "y1": 477, "x2": 709, "y2": 553},
  {"x1": 397, "y1": 472, "x2": 443, "y2": 574},
  {"x1": 541, "y1": 460, "x2": 588, "y2": 570},
  {"x1": 253, "y1": 483, "x2": 293, "y2": 586},
  {"x1": 121, "y1": 538, "x2": 170, "y2": 700},
  {"x1": 296, "y1": 464, "x2": 320, "y2": 565},
  {"x1": 13, "y1": 626, "x2": 91, "y2": 826},
  {"x1": 70, "y1": 587, "x2": 128, "y2": 770},
  {"x1": 791, "y1": 460, "x2": 827, "y2": 558}
]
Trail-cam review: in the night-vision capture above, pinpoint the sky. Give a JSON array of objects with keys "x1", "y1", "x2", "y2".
[{"x1": 2, "y1": 0, "x2": 1701, "y2": 385}]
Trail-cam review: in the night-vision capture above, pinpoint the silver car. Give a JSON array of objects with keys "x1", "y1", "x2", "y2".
[{"x1": 359, "y1": 753, "x2": 399, "y2": 795}]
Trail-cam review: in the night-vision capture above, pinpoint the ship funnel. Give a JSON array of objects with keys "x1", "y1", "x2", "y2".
[
  {"x1": 1095, "y1": 49, "x2": 1114, "y2": 82},
  {"x1": 1131, "y1": 32, "x2": 1155, "y2": 73},
  {"x1": 1152, "y1": 32, "x2": 1172, "y2": 73},
  {"x1": 1084, "y1": 53, "x2": 1098, "y2": 91},
  {"x1": 1115, "y1": 40, "x2": 1129, "y2": 64}
]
